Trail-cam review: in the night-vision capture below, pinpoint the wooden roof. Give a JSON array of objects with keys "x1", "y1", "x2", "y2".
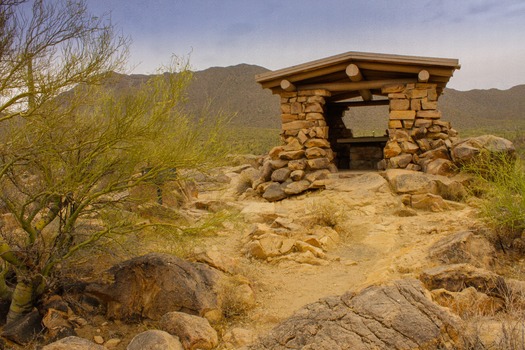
[{"x1": 256, "y1": 51, "x2": 460, "y2": 103}]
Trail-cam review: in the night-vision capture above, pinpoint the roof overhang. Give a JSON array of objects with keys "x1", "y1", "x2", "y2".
[{"x1": 256, "y1": 51, "x2": 460, "y2": 103}]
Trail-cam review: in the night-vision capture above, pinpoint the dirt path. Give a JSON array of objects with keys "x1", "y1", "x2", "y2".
[{"x1": 196, "y1": 172, "x2": 480, "y2": 337}]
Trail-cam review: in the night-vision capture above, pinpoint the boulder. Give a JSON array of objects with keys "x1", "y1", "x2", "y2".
[
  {"x1": 127, "y1": 330, "x2": 183, "y2": 350},
  {"x1": 451, "y1": 135, "x2": 515, "y2": 165},
  {"x1": 42, "y1": 336, "x2": 107, "y2": 350},
  {"x1": 423, "y1": 158, "x2": 456, "y2": 176},
  {"x1": 419, "y1": 264, "x2": 508, "y2": 299},
  {"x1": 384, "y1": 169, "x2": 437, "y2": 194},
  {"x1": 249, "y1": 279, "x2": 462, "y2": 349},
  {"x1": 431, "y1": 287, "x2": 504, "y2": 317},
  {"x1": 428, "y1": 231, "x2": 496, "y2": 268},
  {"x1": 85, "y1": 253, "x2": 223, "y2": 321},
  {"x1": 160, "y1": 312, "x2": 218, "y2": 350},
  {"x1": 262, "y1": 183, "x2": 287, "y2": 202},
  {"x1": 410, "y1": 193, "x2": 448, "y2": 211}
]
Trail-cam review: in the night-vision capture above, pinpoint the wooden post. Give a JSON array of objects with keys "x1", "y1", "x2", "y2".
[{"x1": 345, "y1": 64, "x2": 372, "y2": 101}]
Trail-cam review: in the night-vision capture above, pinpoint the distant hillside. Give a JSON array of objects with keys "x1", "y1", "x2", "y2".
[
  {"x1": 439, "y1": 85, "x2": 525, "y2": 130},
  {"x1": 91, "y1": 65, "x2": 525, "y2": 134},
  {"x1": 185, "y1": 64, "x2": 280, "y2": 128}
]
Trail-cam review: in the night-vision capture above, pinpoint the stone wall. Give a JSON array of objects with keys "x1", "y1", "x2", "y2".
[
  {"x1": 381, "y1": 83, "x2": 459, "y2": 175},
  {"x1": 254, "y1": 83, "x2": 459, "y2": 201},
  {"x1": 254, "y1": 89, "x2": 336, "y2": 201}
]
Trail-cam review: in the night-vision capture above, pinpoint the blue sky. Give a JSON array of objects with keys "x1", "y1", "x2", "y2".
[{"x1": 86, "y1": 0, "x2": 525, "y2": 91}]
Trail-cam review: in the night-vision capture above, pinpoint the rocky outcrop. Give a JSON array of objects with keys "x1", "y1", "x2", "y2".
[
  {"x1": 85, "y1": 253, "x2": 224, "y2": 321},
  {"x1": 428, "y1": 231, "x2": 496, "y2": 268},
  {"x1": 384, "y1": 169, "x2": 468, "y2": 211},
  {"x1": 249, "y1": 279, "x2": 463, "y2": 349},
  {"x1": 451, "y1": 135, "x2": 516, "y2": 165}
]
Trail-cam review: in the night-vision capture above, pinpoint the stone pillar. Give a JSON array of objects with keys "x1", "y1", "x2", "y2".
[
  {"x1": 256, "y1": 89, "x2": 336, "y2": 201},
  {"x1": 381, "y1": 83, "x2": 459, "y2": 175}
]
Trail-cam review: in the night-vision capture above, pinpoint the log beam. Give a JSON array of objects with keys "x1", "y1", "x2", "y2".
[
  {"x1": 297, "y1": 78, "x2": 418, "y2": 92},
  {"x1": 280, "y1": 79, "x2": 296, "y2": 92},
  {"x1": 346, "y1": 64, "x2": 372, "y2": 101},
  {"x1": 418, "y1": 70, "x2": 430, "y2": 82}
]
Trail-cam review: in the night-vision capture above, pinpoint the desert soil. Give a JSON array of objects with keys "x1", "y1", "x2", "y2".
[
  {"x1": 68, "y1": 169, "x2": 482, "y2": 349},
  {"x1": 192, "y1": 170, "x2": 480, "y2": 338}
]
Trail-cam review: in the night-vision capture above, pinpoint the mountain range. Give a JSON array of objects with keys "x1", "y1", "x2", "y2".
[{"x1": 109, "y1": 64, "x2": 525, "y2": 134}]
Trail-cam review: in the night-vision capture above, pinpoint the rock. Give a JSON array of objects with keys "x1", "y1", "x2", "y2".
[
  {"x1": 428, "y1": 231, "x2": 496, "y2": 268},
  {"x1": 1, "y1": 309, "x2": 43, "y2": 345},
  {"x1": 410, "y1": 193, "x2": 448, "y2": 211},
  {"x1": 289, "y1": 170, "x2": 304, "y2": 181},
  {"x1": 432, "y1": 175, "x2": 468, "y2": 201},
  {"x1": 222, "y1": 328, "x2": 256, "y2": 348},
  {"x1": 269, "y1": 159, "x2": 288, "y2": 169},
  {"x1": 279, "y1": 150, "x2": 305, "y2": 160},
  {"x1": 191, "y1": 247, "x2": 239, "y2": 274},
  {"x1": 419, "y1": 264, "x2": 508, "y2": 299},
  {"x1": 287, "y1": 159, "x2": 307, "y2": 170},
  {"x1": 85, "y1": 253, "x2": 223, "y2": 321},
  {"x1": 326, "y1": 172, "x2": 389, "y2": 194},
  {"x1": 283, "y1": 180, "x2": 310, "y2": 195},
  {"x1": 270, "y1": 168, "x2": 291, "y2": 182},
  {"x1": 104, "y1": 338, "x2": 121, "y2": 348},
  {"x1": 306, "y1": 157, "x2": 330, "y2": 170},
  {"x1": 249, "y1": 279, "x2": 462, "y2": 349},
  {"x1": 424, "y1": 158, "x2": 456, "y2": 176},
  {"x1": 305, "y1": 147, "x2": 327, "y2": 159},
  {"x1": 451, "y1": 135, "x2": 515, "y2": 165},
  {"x1": 258, "y1": 233, "x2": 289, "y2": 258},
  {"x1": 389, "y1": 153, "x2": 413, "y2": 168},
  {"x1": 304, "y1": 169, "x2": 330, "y2": 182},
  {"x1": 42, "y1": 307, "x2": 76, "y2": 341},
  {"x1": 431, "y1": 287, "x2": 504, "y2": 317},
  {"x1": 258, "y1": 160, "x2": 273, "y2": 182},
  {"x1": 385, "y1": 169, "x2": 437, "y2": 194},
  {"x1": 399, "y1": 140, "x2": 420, "y2": 154},
  {"x1": 262, "y1": 183, "x2": 287, "y2": 202},
  {"x1": 42, "y1": 336, "x2": 108, "y2": 350},
  {"x1": 160, "y1": 312, "x2": 218, "y2": 350},
  {"x1": 384, "y1": 141, "x2": 402, "y2": 158},
  {"x1": 127, "y1": 330, "x2": 183, "y2": 350},
  {"x1": 93, "y1": 336, "x2": 104, "y2": 344},
  {"x1": 304, "y1": 138, "x2": 330, "y2": 148}
]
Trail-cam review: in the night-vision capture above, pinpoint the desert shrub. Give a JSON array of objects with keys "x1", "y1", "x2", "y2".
[
  {"x1": 306, "y1": 199, "x2": 347, "y2": 229},
  {"x1": 463, "y1": 151, "x2": 525, "y2": 248}
]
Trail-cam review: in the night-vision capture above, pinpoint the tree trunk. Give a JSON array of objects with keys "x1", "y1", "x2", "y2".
[{"x1": 6, "y1": 279, "x2": 35, "y2": 325}]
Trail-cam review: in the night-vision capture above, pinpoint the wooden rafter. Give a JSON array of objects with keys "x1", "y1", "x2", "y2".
[{"x1": 346, "y1": 64, "x2": 373, "y2": 101}]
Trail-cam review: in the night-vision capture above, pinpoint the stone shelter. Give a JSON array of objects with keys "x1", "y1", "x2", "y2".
[{"x1": 254, "y1": 51, "x2": 461, "y2": 200}]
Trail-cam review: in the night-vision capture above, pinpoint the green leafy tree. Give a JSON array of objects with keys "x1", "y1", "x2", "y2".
[{"x1": 0, "y1": 0, "x2": 229, "y2": 326}]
